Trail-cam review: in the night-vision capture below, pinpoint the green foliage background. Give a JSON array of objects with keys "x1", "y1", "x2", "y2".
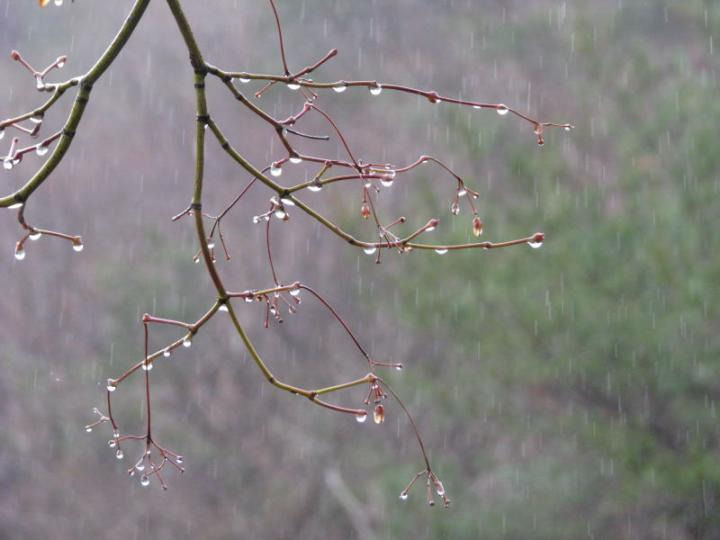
[{"x1": 0, "y1": 1, "x2": 718, "y2": 539}]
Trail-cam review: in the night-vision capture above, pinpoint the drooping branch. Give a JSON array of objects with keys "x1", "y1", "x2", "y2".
[{"x1": 4, "y1": 0, "x2": 572, "y2": 502}]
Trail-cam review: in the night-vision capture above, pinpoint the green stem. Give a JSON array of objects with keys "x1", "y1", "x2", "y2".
[{"x1": 164, "y1": 0, "x2": 365, "y2": 410}]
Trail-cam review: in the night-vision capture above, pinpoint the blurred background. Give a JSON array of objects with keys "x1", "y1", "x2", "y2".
[{"x1": 1, "y1": 0, "x2": 718, "y2": 538}]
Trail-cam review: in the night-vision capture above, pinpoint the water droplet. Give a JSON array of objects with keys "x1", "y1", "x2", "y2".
[
  {"x1": 434, "y1": 248, "x2": 448, "y2": 255},
  {"x1": 238, "y1": 76, "x2": 251, "y2": 83},
  {"x1": 274, "y1": 209, "x2": 287, "y2": 220},
  {"x1": 142, "y1": 362, "x2": 153, "y2": 371},
  {"x1": 0, "y1": 129, "x2": 4, "y2": 140},
  {"x1": 30, "y1": 114, "x2": 43, "y2": 124},
  {"x1": 564, "y1": 125, "x2": 572, "y2": 132},
  {"x1": 135, "y1": 462, "x2": 145, "y2": 472},
  {"x1": 35, "y1": 77, "x2": 45, "y2": 90},
  {"x1": 426, "y1": 224, "x2": 436, "y2": 232},
  {"x1": 54, "y1": 0, "x2": 64, "y2": 6},
  {"x1": 3, "y1": 158, "x2": 13, "y2": 170},
  {"x1": 14, "y1": 247, "x2": 25, "y2": 261},
  {"x1": 436, "y1": 484, "x2": 445, "y2": 496},
  {"x1": 107, "y1": 379, "x2": 116, "y2": 392},
  {"x1": 8, "y1": 202, "x2": 24, "y2": 210},
  {"x1": 116, "y1": 449, "x2": 124, "y2": 460},
  {"x1": 370, "y1": 84, "x2": 382, "y2": 96},
  {"x1": 333, "y1": 83, "x2": 347, "y2": 93},
  {"x1": 450, "y1": 201, "x2": 460, "y2": 216},
  {"x1": 182, "y1": 338, "x2": 192, "y2": 348},
  {"x1": 140, "y1": 475, "x2": 150, "y2": 487},
  {"x1": 472, "y1": 216, "x2": 484, "y2": 237},
  {"x1": 72, "y1": 242, "x2": 84, "y2": 253},
  {"x1": 290, "y1": 288, "x2": 301, "y2": 297},
  {"x1": 289, "y1": 156, "x2": 303, "y2": 165},
  {"x1": 252, "y1": 216, "x2": 261, "y2": 224},
  {"x1": 528, "y1": 232, "x2": 544, "y2": 249},
  {"x1": 176, "y1": 456, "x2": 184, "y2": 464},
  {"x1": 85, "y1": 425, "x2": 93, "y2": 433},
  {"x1": 57, "y1": 59, "x2": 66, "y2": 69},
  {"x1": 472, "y1": 105, "x2": 482, "y2": 110},
  {"x1": 496, "y1": 105, "x2": 509, "y2": 116},
  {"x1": 286, "y1": 82, "x2": 300, "y2": 90},
  {"x1": 29, "y1": 232, "x2": 42, "y2": 241},
  {"x1": 270, "y1": 164, "x2": 282, "y2": 177},
  {"x1": 219, "y1": 304, "x2": 229, "y2": 312},
  {"x1": 373, "y1": 404, "x2": 385, "y2": 424},
  {"x1": 457, "y1": 188, "x2": 467, "y2": 197},
  {"x1": 280, "y1": 197, "x2": 295, "y2": 206},
  {"x1": 207, "y1": 240, "x2": 216, "y2": 249},
  {"x1": 399, "y1": 492, "x2": 409, "y2": 501},
  {"x1": 380, "y1": 177, "x2": 394, "y2": 188},
  {"x1": 363, "y1": 246, "x2": 377, "y2": 255},
  {"x1": 308, "y1": 184, "x2": 322, "y2": 192},
  {"x1": 360, "y1": 202, "x2": 371, "y2": 219},
  {"x1": 108, "y1": 439, "x2": 117, "y2": 448},
  {"x1": 355, "y1": 412, "x2": 367, "y2": 423},
  {"x1": 395, "y1": 364, "x2": 404, "y2": 371},
  {"x1": 163, "y1": 348, "x2": 171, "y2": 358}
]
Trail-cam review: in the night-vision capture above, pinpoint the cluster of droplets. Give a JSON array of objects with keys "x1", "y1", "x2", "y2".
[
  {"x1": 2, "y1": 50, "x2": 69, "y2": 168},
  {"x1": 126, "y1": 446, "x2": 185, "y2": 489},
  {"x1": 398, "y1": 470, "x2": 450, "y2": 508},
  {"x1": 2, "y1": 137, "x2": 21, "y2": 171},
  {"x1": 85, "y1": 391, "x2": 185, "y2": 489},
  {"x1": 107, "y1": 429, "x2": 124, "y2": 460},
  {"x1": 1, "y1": 119, "x2": 56, "y2": 168},
  {"x1": 13, "y1": 232, "x2": 83, "y2": 261},
  {"x1": 10, "y1": 234, "x2": 85, "y2": 261},
  {"x1": 252, "y1": 194, "x2": 298, "y2": 225},
  {"x1": 266, "y1": 286, "x2": 302, "y2": 326},
  {"x1": 446, "y1": 181, "x2": 485, "y2": 245},
  {"x1": 356, "y1": 380, "x2": 387, "y2": 425},
  {"x1": 237, "y1": 284, "x2": 303, "y2": 327},
  {"x1": 491, "y1": 103, "x2": 574, "y2": 146}
]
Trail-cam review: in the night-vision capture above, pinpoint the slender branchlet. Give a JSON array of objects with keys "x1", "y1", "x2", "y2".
[{"x1": 6, "y1": 0, "x2": 569, "y2": 501}]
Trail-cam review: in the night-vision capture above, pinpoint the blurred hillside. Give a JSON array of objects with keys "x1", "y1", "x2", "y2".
[{"x1": 1, "y1": 1, "x2": 718, "y2": 539}]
